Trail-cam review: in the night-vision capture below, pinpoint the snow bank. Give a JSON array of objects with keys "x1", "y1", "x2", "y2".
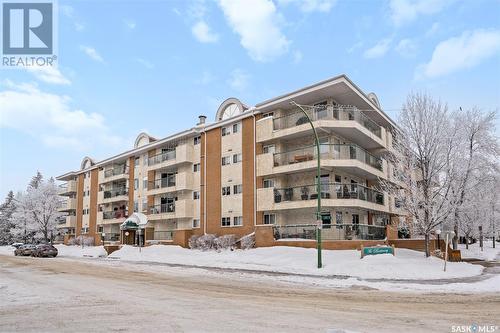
[
  {"x1": 55, "y1": 245, "x2": 107, "y2": 258},
  {"x1": 459, "y1": 243, "x2": 499, "y2": 261},
  {"x1": 0, "y1": 246, "x2": 15, "y2": 256},
  {"x1": 109, "y1": 245, "x2": 483, "y2": 280}
]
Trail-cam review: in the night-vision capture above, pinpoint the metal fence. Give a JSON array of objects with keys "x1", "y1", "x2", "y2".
[
  {"x1": 149, "y1": 203, "x2": 175, "y2": 214},
  {"x1": 148, "y1": 150, "x2": 176, "y2": 166},
  {"x1": 273, "y1": 223, "x2": 386, "y2": 241},
  {"x1": 272, "y1": 105, "x2": 381, "y2": 138},
  {"x1": 273, "y1": 144, "x2": 382, "y2": 171},
  {"x1": 273, "y1": 183, "x2": 384, "y2": 205}
]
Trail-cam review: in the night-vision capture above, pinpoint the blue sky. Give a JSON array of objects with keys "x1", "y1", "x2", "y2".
[{"x1": 1, "y1": 0, "x2": 499, "y2": 196}]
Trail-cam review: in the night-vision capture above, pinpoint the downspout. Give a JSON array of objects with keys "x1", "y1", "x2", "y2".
[
  {"x1": 252, "y1": 112, "x2": 257, "y2": 227},
  {"x1": 203, "y1": 129, "x2": 207, "y2": 235}
]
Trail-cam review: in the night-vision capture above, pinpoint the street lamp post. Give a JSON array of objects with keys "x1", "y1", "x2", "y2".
[{"x1": 290, "y1": 101, "x2": 322, "y2": 268}]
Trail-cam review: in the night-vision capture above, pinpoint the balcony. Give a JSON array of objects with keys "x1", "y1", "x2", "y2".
[
  {"x1": 147, "y1": 144, "x2": 194, "y2": 171},
  {"x1": 58, "y1": 198, "x2": 77, "y2": 212},
  {"x1": 56, "y1": 215, "x2": 76, "y2": 229},
  {"x1": 97, "y1": 210, "x2": 127, "y2": 225},
  {"x1": 147, "y1": 172, "x2": 194, "y2": 196},
  {"x1": 273, "y1": 223, "x2": 386, "y2": 241},
  {"x1": 257, "y1": 183, "x2": 389, "y2": 213},
  {"x1": 98, "y1": 187, "x2": 129, "y2": 204},
  {"x1": 257, "y1": 105, "x2": 386, "y2": 149},
  {"x1": 257, "y1": 144, "x2": 385, "y2": 179},
  {"x1": 100, "y1": 165, "x2": 129, "y2": 183},
  {"x1": 148, "y1": 199, "x2": 193, "y2": 220},
  {"x1": 58, "y1": 180, "x2": 77, "y2": 196}
]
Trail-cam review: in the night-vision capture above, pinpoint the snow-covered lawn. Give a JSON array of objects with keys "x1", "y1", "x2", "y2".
[
  {"x1": 459, "y1": 242, "x2": 499, "y2": 261},
  {"x1": 0, "y1": 246, "x2": 15, "y2": 256},
  {"x1": 54, "y1": 244, "x2": 107, "y2": 258},
  {"x1": 109, "y1": 245, "x2": 483, "y2": 280}
]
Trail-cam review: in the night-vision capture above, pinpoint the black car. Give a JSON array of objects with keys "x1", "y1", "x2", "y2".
[
  {"x1": 14, "y1": 244, "x2": 36, "y2": 256},
  {"x1": 32, "y1": 244, "x2": 58, "y2": 258}
]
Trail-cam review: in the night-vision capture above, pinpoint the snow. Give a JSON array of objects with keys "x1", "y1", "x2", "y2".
[
  {"x1": 459, "y1": 242, "x2": 499, "y2": 261},
  {"x1": 109, "y1": 245, "x2": 483, "y2": 280},
  {"x1": 54, "y1": 244, "x2": 107, "y2": 258},
  {"x1": 0, "y1": 246, "x2": 14, "y2": 256}
]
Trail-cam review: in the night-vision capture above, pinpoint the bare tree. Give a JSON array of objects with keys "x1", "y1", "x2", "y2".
[
  {"x1": 448, "y1": 108, "x2": 499, "y2": 249},
  {"x1": 382, "y1": 93, "x2": 458, "y2": 257}
]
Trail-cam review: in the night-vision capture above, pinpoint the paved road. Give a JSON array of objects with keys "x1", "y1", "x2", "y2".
[{"x1": 1, "y1": 255, "x2": 499, "y2": 333}]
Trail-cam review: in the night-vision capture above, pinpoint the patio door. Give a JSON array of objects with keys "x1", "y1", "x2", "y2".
[{"x1": 315, "y1": 174, "x2": 330, "y2": 198}]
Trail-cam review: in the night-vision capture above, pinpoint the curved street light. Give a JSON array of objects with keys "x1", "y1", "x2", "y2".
[{"x1": 290, "y1": 101, "x2": 323, "y2": 268}]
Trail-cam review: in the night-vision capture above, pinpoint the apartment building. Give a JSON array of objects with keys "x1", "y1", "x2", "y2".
[{"x1": 56, "y1": 74, "x2": 404, "y2": 248}]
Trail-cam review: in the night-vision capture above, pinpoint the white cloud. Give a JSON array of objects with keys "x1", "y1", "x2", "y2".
[
  {"x1": 192, "y1": 21, "x2": 219, "y2": 43},
  {"x1": 196, "y1": 70, "x2": 215, "y2": 85},
  {"x1": 228, "y1": 69, "x2": 250, "y2": 91},
  {"x1": 389, "y1": 0, "x2": 452, "y2": 26},
  {"x1": 136, "y1": 58, "x2": 154, "y2": 69},
  {"x1": 395, "y1": 38, "x2": 418, "y2": 58},
  {"x1": 347, "y1": 41, "x2": 363, "y2": 54},
  {"x1": 218, "y1": 0, "x2": 290, "y2": 62},
  {"x1": 26, "y1": 66, "x2": 71, "y2": 85},
  {"x1": 292, "y1": 50, "x2": 303, "y2": 64},
  {"x1": 425, "y1": 22, "x2": 440, "y2": 37},
  {"x1": 79, "y1": 45, "x2": 104, "y2": 63},
  {"x1": 123, "y1": 19, "x2": 136, "y2": 29},
  {"x1": 0, "y1": 81, "x2": 121, "y2": 149},
  {"x1": 60, "y1": 5, "x2": 85, "y2": 31},
  {"x1": 363, "y1": 38, "x2": 392, "y2": 59},
  {"x1": 417, "y1": 29, "x2": 500, "y2": 78},
  {"x1": 278, "y1": 0, "x2": 337, "y2": 13}
]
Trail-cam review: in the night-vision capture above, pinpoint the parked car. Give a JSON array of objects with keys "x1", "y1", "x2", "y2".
[
  {"x1": 14, "y1": 244, "x2": 36, "y2": 256},
  {"x1": 32, "y1": 244, "x2": 58, "y2": 258},
  {"x1": 11, "y1": 243, "x2": 24, "y2": 249}
]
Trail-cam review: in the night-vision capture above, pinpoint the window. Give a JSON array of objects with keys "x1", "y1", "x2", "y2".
[
  {"x1": 262, "y1": 112, "x2": 274, "y2": 118},
  {"x1": 222, "y1": 186, "x2": 231, "y2": 196},
  {"x1": 335, "y1": 175, "x2": 341, "y2": 183},
  {"x1": 222, "y1": 156, "x2": 231, "y2": 166},
  {"x1": 263, "y1": 179, "x2": 274, "y2": 188},
  {"x1": 232, "y1": 153, "x2": 242, "y2": 164},
  {"x1": 134, "y1": 178, "x2": 139, "y2": 190},
  {"x1": 143, "y1": 177, "x2": 148, "y2": 189},
  {"x1": 81, "y1": 227, "x2": 89, "y2": 234},
  {"x1": 263, "y1": 145, "x2": 275, "y2": 154},
  {"x1": 193, "y1": 191, "x2": 200, "y2": 200},
  {"x1": 192, "y1": 219, "x2": 200, "y2": 228},
  {"x1": 142, "y1": 198, "x2": 148, "y2": 212},
  {"x1": 134, "y1": 157, "x2": 139, "y2": 167},
  {"x1": 221, "y1": 217, "x2": 231, "y2": 226},
  {"x1": 194, "y1": 136, "x2": 201, "y2": 145},
  {"x1": 222, "y1": 127, "x2": 230, "y2": 136},
  {"x1": 352, "y1": 214, "x2": 359, "y2": 231},
  {"x1": 193, "y1": 163, "x2": 201, "y2": 172},
  {"x1": 336, "y1": 211, "x2": 343, "y2": 229},
  {"x1": 134, "y1": 201, "x2": 139, "y2": 213},
  {"x1": 98, "y1": 226, "x2": 103, "y2": 233},
  {"x1": 233, "y1": 216, "x2": 243, "y2": 226},
  {"x1": 232, "y1": 123, "x2": 239, "y2": 133},
  {"x1": 143, "y1": 154, "x2": 148, "y2": 165},
  {"x1": 233, "y1": 184, "x2": 242, "y2": 194},
  {"x1": 263, "y1": 213, "x2": 276, "y2": 225}
]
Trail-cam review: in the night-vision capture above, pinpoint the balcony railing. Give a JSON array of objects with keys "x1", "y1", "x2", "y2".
[
  {"x1": 272, "y1": 105, "x2": 381, "y2": 138},
  {"x1": 148, "y1": 150, "x2": 176, "y2": 166},
  {"x1": 273, "y1": 183, "x2": 384, "y2": 205},
  {"x1": 153, "y1": 231, "x2": 174, "y2": 240},
  {"x1": 273, "y1": 144, "x2": 383, "y2": 171},
  {"x1": 103, "y1": 187, "x2": 128, "y2": 199},
  {"x1": 273, "y1": 223, "x2": 386, "y2": 241},
  {"x1": 148, "y1": 177, "x2": 176, "y2": 190},
  {"x1": 104, "y1": 166, "x2": 128, "y2": 178},
  {"x1": 102, "y1": 210, "x2": 127, "y2": 220},
  {"x1": 149, "y1": 203, "x2": 175, "y2": 214}
]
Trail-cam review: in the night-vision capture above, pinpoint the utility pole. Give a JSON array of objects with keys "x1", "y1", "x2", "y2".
[{"x1": 291, "y1": 101, "x2": 322, "y2": 268}]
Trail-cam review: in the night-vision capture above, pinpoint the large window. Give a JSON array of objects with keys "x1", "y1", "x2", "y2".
[
  {"x1": 232, "y1": 153, "x2": 242, "y2": 164},
  {"x1": 263, "y1": 213, "x2": 276, "y2": 225},
  {"x1": 263, "y1": 179, "x2": 274, "y2": 188},
  {"x1": 222, "y1": 156, "x2": 231, "y2": 166},
  {"x1": 222, "y1": 186, "x2": 231, "y2": 196},
  {"x1": 233, "y1": 216, "x2": 243, "y2": 226},
  {"x1": 233, "y1": 184, "x2": 242, "y2": 194},
  {"x1": 232, "y1": 123, "x2": 239, "y2": 133},
  {"x1": 221, "y1": 217, "x2": 231, "y2": 226}
]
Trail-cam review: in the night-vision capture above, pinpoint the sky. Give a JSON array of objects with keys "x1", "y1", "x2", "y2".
[{"x1": 1, "y1": 0, "x2": 499, "y2": 196}]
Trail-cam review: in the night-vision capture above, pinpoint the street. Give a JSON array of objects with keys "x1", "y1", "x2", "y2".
[{"x1": 1, "y1": 254, "x2": 499, "y2": 332}]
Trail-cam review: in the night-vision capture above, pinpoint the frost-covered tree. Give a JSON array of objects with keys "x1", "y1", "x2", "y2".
[
  {"x1": 0, "y1": 191, "x2": 16, "y2": 245},
  {"x1": 12, "y1": 175, "x2": 62, "y2": 243},
  {"x1": 448, "y1": 108, "x2": 499, "y2": 249},
  {"x1": 382, "y1": 93, "x2": 458, "y2": 257},
  {"x1": 29, "y1": 171, "x2": 44, "y2": 189}
]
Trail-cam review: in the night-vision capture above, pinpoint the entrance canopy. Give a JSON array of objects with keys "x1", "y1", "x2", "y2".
[{"x1": 120, "y1": 213, "x2": 148, "y2": 230}]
